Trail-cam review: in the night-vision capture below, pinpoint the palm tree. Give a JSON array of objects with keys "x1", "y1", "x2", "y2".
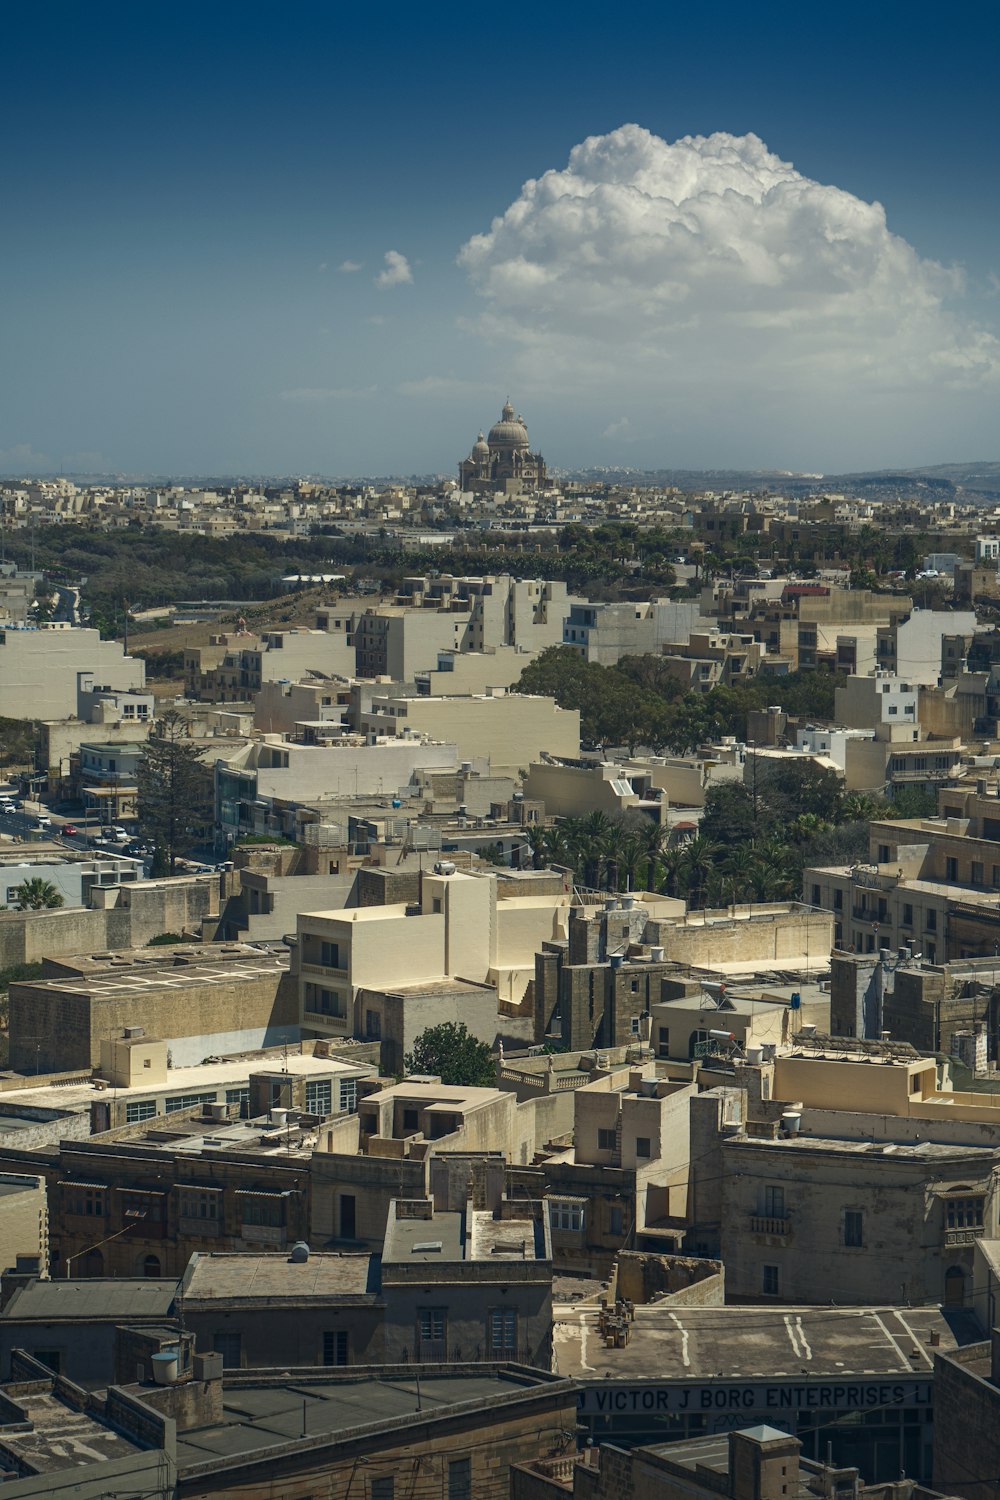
[
  {"x1": 617, "y1": 832, "x2": 647, "y2": 894},
  {"x1": 525, "y1": 825, "x2": 549, "y2": 871},
  {"x1": 658, "y1": 845, "x2": 686, "y2": 900},
  {"x1": 680, "y1": 834, "x2": 721, "y2": 910},
  {"x1": 639, "y1": 822, "x2": 669, "y2": 892},
  {"x1": 12, "y1": 878, "x2": 64, "y2": 911},
  {"x1": 722, "y1": 843, "x2": 759, "y2": 904},
  {"x1": 599, "y1": 824, "x2": 626, "y2": 892}
]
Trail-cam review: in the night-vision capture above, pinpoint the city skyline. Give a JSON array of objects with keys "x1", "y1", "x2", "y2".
[{"x1": 4, "y1": 0, "x2": 1000, "y2": 478}]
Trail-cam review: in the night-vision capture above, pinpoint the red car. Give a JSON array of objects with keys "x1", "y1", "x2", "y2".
[{"x1": 61, "y1": 823, "x2": 79, "y2": 837}]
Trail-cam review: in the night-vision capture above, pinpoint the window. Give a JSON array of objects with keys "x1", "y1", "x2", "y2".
[
  {"x1": 902, "y1": 904, "x2": 913, "y2": 927},
  {"x1": 844, "y1": 1210, "x2": 863, "y2": 1247},
  {"x1": 319, "y1": 940, "x2": 341, "y2": 969},
  {"x1": 417, "y1": 1307, "x2": 446, "y2": 1356},
  {"x1": 630, "y1": 1015, "x2": 641, "y2": 1036},
  {"x1": 126, "y1": 1100, "x2": 157, "y2": 1123},
  {"x1": 339, "y1": 1078, "x2": 358, "y2": 1112},
  {"x1": 946, "y1": 857, "x2": 958, "y2": 881},
  {"x1": 762, "y1": 1264, "x2": 780, "y2": 1296},
  {"x1": 402, "y1": 1108, "x2": 419, "y2": 1133},
  {"x1": 365, "y1": 1010, "x2": 381, "y2": 1041},
  {"x1": 764, "y1": 1185, "x2": 785, "y2": 1218},
  {"x1": 305, "y1": 1080, "x2": 332, "y2": 1115},
  {"x1": 597, "y1": 1128, "x2": 616, "y2": 1152},
  {"x1": 179, "y1": 1188, "x2": 219, "y2": 1221},
  {"x1": 657, "y1": 1026, "x2": 669, "y2": 1057},
  {"x1": 322, "y1": 1330, "x2": 349, "y2": 1366},
  {"x1": 926, "y1": 909, "x2": 937, "y2": 931},
  {"x1": 811, "y1": 885, "x2": 820, "y2": 905},
  {"x1": 945, "y1": 1196, "x2": 984, "y2": 1229},
  {"x1": 66, "y1": 1187, "x2": 105, "y2": 1217},
  {"x1": 833, "y1": 889, "x2": 843, "y2": 911},
  {"x1": 878, "y1": 846, "x2": 890, "y2": 863},
  {"x1": 550, "y1": 1199, "x2": 585, "y2": 1232},
  {"x1": 241, "y1": 1194, "x2": 285, "y2": 1228},
  {"x1": 165, "y1": 1092, "x2": 215, "y2": 1114},
  {"x1": 634, "y1": 1136, "x2": 651, "y2": 1158},
  {"x1": 973, "y1": 862, "x2": 985, "y2": 886},
  {"x1": 609, "y1": 1205, "x2": 624, "y2": 1236},
  {"x1": 227, "y1": 1086, "x2": 250, "y2": 1112},
  {"x1": 488, "y1": 1308, "x2": 517, "y2": 1354},
  {"x1": 448, "y1": 1457, "x2": 472, "y2": 1500},
  {"x1": 371, "y1": 1480, "x2": 394, "y2": 1500}
]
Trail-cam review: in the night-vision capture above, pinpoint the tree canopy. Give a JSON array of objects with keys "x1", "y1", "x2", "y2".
[
  {"x1": 404, "y1": 1022, "x2": 496, "y2": 1088},
  {"x1": 513, "y1": 647, "x2": 844, "y2": 754},
  {"x1": 136, "y1": 711, "x2": 214, "y2": 872}
]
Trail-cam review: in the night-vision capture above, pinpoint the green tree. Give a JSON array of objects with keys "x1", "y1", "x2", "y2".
[
  {"x1": 404, "y1": 1021, "x2": 495, "y2": 1087},
  {"x1": 11, "y1": 878, "x2": 63, "y2": 911},
  {"x1": 136, "y1": 711, "x2": 213, "y2": 873}
]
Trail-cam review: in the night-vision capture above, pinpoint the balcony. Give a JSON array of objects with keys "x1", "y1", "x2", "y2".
[
  {"x1": 944, "y1": 1226, "x2": 984, "y2": 1248},
  {"x1": 750, "y1": 1214, "x2": 791, "y2": 1236}
]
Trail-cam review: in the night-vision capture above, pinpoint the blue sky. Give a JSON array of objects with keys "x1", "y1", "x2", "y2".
[{"x1": 4, "y1": 0, "x2": 1000, "y2": 478}]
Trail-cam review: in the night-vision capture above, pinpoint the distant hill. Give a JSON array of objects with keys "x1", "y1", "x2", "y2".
[{"x1": 565, "y1": 460, "x2": 1000, "y2": 502}]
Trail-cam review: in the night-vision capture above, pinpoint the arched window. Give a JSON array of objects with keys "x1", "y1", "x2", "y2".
[{"x1": 142, "y1": 1254, "x2": 162, "y2": 1279}]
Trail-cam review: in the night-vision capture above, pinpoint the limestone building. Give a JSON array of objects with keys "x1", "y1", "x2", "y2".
[{"x1": 459, "y1": 399, "x2": 547, "y2": 494}]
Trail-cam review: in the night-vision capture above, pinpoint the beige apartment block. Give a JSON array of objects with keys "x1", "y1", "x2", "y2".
[
  {"x1": 413, "y1": 645, "x2": 534, "y2": 696},
  {"x1": 360, "y1": 691, "x2": 580, "y2": 777},
  {"x1": 252, "y1": 675, "x2": 352, "y2": 735},
  {"x1": 523, "y1": 760, "x2": 658, "y2": 821},
  {"x1": 572, "y1": 1064, "x2": 695, "y2": 1234},
  {"x1": 806, "y1": 809, "x2": 1000, "y2": 964},
  {"x1": 298, "y1": 867, "x2": 572, "y2": 1038},
  {"x1": 0, "y1": 624, "x2": 143, "y2": 720}
]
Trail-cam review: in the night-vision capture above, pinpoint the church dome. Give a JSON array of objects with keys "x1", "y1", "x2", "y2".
[
  {"x1": 472, "y1": 431, "x2": 489, "y2": 460},
  {"x1": 488, "y1": 399, "x2": 528, "y2": 449}
]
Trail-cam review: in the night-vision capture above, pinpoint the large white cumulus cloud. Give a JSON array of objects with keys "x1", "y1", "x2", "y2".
[{"x1": 458, "y1": 127, "x2": 999, "y2": 446}]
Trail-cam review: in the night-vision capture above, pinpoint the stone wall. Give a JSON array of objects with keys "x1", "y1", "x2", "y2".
[
  {"x1": 932, "y1": 1343, "x2": 1000, "y2": 1498},
  {"x1": 9, "y1": 966, "x2": 298, "y2": 1073},
  {"x1": 613, "y1": 1250, "x2": 725, "y2": 1306},
  {"x1": 0, "y1": 875, "x2": 220, "y2": 969}
]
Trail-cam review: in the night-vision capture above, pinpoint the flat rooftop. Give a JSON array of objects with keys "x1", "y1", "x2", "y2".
[
  {"x1": 183, "y1": 1253, "x2": 375, "y2": 1303},
  {"x1": 725, "y1": 1133, "x2": 999, "y2": 1161},
  {"x1": 0, "y1": 1048, "x2": 369, "y2": 1115},
  {"x1": 646, "y1": 1432, "x2": 814, "y2": 1499},
  {"x1": 384, "y1": 1209, "x2": 464, "y2": 1263},
  {"x1": 0, "y1": 1390, "x2": 142, "y2": 1473},
  {"x1": 19, "y1": 954, "x2": 288, "y2": 999},
  {"x1": 41, "y1": 940, "x2": 288, "y2": 976},
  {"x1": 2, "y1": 1278, "x2": 176, "y2": 1323},
  {"x1": 552, "y1": 1304, "x2": 973, "y2": 1382},
  {"x1": 171, "y1": 1371, "x2": 545, "y2": 1470}
]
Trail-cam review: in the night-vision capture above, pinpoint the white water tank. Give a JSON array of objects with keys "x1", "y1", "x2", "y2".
[
  {"x1": 650, "y1": 946, "x2": 665, "y2": 963},
  {"x1": 270, "y1": 1107, "x2": 288, "y2": 1128},
  {"x1": 746, "y1": 1045, "x2": 764, "y2": 1065},
  {"x1": 151, "y1": 1349, "x2": 179, "y2": 1385}
]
